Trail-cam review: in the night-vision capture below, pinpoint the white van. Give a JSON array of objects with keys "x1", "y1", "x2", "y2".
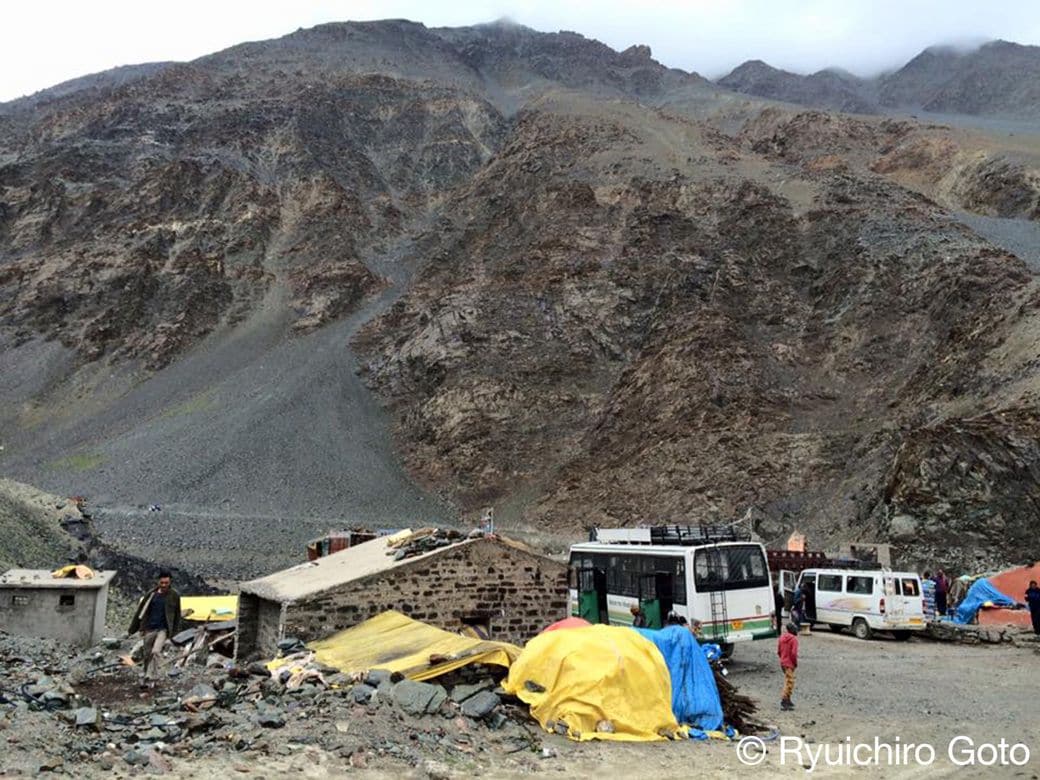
[{"x1": 794, "y1": 568, "x2": 926, "y2": 640}]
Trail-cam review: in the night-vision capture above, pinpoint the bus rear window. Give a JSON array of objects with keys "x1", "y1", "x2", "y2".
[{"x1": 693, "y1": 545, "x2": 769, "y2": 591}]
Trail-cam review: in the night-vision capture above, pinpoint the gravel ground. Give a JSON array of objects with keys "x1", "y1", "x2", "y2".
[{"x1": 14, "y1": 628, "x2": 1025, "y2": 779}]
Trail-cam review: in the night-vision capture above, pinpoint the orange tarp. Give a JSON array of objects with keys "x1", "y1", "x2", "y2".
[
  {"x1": 978, "y1": 563, "x2": 1039, "y2": 628},
  {"x1": 989, "y1": 563, "x2": 1040, "y2": 604}
]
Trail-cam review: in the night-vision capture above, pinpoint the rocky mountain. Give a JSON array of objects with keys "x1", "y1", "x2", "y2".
[
  {"x1": 2, "y1": 19, "x2": 1040, "y2": 576},
  {"x1": 717, "y1": 40, "x2": 1040, "y2": 120},
  {"x1": 717, "y1": 60, "x2": 876, "y2": 114}
]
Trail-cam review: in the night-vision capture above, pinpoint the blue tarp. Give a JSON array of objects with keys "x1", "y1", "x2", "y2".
[
  {"x1": 634, "y1": 625, "x2": 723, "y2": 732},
  {"x1": 952, "y1": 578, "x2": 1017, "y2": 624}
]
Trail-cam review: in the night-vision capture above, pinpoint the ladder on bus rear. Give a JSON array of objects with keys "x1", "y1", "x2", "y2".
[{"x1": 705, "y1": 545, "x2": 729, "y2": 644}]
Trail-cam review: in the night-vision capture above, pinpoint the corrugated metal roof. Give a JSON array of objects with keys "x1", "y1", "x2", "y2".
[
  {"x1": 239, "y1": 529, "x2": 480, "y2": 603},
  {"x1": 0, "y1": 569, "x2": 116, "y2": 589}
]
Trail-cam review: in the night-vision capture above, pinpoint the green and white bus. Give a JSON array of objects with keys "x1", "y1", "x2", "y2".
[{"x1": 568, "y1": 526, "x2": 777, "y2": 655}]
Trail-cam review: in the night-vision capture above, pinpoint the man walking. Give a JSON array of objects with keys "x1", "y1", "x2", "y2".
[
  {"x1": 128, "y1": 570, "x2": 182, "y2": 688},
  {"x1": 1026, "y1": 580, "x2": 1040, "y2": 636},
  {"x1": 778, "y1": 621, "x2": 799, "y2": 711}
]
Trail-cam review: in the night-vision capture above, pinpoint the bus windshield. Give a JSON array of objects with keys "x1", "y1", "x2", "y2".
[{"x1": 693, "y1": 544, "x2": 769, "y2": 591}]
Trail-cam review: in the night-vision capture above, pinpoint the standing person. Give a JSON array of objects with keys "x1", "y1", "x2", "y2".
[
  {"x1": 778, "y1": 621, "x2": 799, "y2": 711},
  {"x1": 1026, "y1": 580, "x2": 1040, "y2": 636},
  {"x1": 630, "y1": 605, "x2": 647, "y2": 628},
  {"x1": 921, "y1": 571, "x2": 936, "y2": 621},
  {"x1": 128, "y1": 570, "x2": 182, "y2": 689},
  {"x1": 774, "y1": 585, "x2": 785, "y2": 632},
  {"x1": 933, "y1": 570, "x2": 949, "y2": 617}
]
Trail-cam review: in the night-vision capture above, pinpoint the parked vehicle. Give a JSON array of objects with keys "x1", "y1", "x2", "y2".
[
  {"x1": 793, "y1": 568, "x2": 926, "y2": 640},
  {"x1": 568, "y1": 525, "x2": 777, "y2": 657}
]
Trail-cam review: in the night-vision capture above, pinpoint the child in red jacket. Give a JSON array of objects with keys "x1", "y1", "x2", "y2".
[{"x1": 778, "y1": 621, "x2": 799, "y2": 710}]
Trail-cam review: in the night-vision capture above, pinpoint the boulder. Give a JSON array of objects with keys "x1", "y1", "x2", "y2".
[
  {"x1": 392, "y1": 680, "x2": 448, "y2": 716},
  {"x1": 460, "y1": 690, "x2": 500, "y2": 719}
]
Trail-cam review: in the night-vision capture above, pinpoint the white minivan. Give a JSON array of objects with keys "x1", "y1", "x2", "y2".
[{"x1": 794, "y1": 568, "x2": 926, "y2": 640}]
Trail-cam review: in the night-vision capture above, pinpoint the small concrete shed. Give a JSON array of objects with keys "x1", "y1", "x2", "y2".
[{"x1": 0, "y1": 568, "x2": 115, "y2": 647}]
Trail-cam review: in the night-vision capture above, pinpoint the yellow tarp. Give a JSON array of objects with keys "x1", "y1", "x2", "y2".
[
  {"x1": 502, "y1": 625, "x2": 683, "y2": 742},
  {"x1": 280, "y1": 610, "x2": 521, "y2": 681},
  {"x1": 51, "y1": 564, "x2": 94, "y2": 579},
  {"x1": 181, "y1": 595, "x2": 238, "y2": 622}
]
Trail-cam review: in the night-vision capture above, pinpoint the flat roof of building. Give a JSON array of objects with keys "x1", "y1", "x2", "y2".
[
  {"x1": 240, "y1": 530, "x2": 553, "y2": 604},
  {"x1": 0, "y1": 569, "x2": 116, "y2": 589}
]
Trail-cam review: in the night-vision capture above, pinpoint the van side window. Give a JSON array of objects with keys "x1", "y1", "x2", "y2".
[
  {"x1": 901, "y1": 578, "x2": 920, "y2": 597},
  {"x1": 817, "y1": 574, "x2": 842, "y2": 592},
  {"x1": 846, "y1": 576, "x2": 873, "y2": 594}
]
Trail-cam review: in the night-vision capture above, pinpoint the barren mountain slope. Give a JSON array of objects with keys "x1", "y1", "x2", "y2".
[
  {"x1": 356, "y1": 96, "x2": 1040, "y2": 569},
  {"x1": 1, "y1": 20, "x2": 1040, "y2": 576}
]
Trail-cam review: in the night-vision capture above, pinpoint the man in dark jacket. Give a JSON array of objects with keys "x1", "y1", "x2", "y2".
[
  {"x1": 1026, "y1": 580, "x2": 1040, "y2": 636},
  {"x1": 128, "y1": 570, "x2": 182, "y2": 688}
]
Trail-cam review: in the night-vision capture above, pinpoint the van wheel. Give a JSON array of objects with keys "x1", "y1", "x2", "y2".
[
  {"x1": 852, "y1": 618, "x2": 872, "y2": 640},
  {"x1": 828, "y1": 624, "x2": 844, "y2": 633},
  {"x1": 892, "y1": 630, "x2": 912, "y2": 641},
  {"x1": 720, "y1": 643, "x2": 735, "y2": 660}
]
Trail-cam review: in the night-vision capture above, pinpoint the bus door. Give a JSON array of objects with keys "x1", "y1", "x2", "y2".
[
  {"x1": 639, "y1": 571, "x2": 674, "y2": 628},
  {"x1": 576, "y1": 566, "x2": 607, "y2": 624}
]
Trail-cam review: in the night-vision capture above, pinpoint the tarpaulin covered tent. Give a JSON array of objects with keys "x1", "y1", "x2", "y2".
[
  {"x1": 634, "y1": 626, "x2": 723, "y2": 732},
  {"x1": 952, "y1": 579, "x2": 1016, "y2": 624},
  {"x1": 502, "y1": 624, "x2": 683, "y2": 742},
  {"x1": 289, "y1": 610, "x2": 521, "y2": 681}
]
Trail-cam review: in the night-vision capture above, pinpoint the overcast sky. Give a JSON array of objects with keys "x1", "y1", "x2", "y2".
[{"x1": 3, "y1": 1, "x2": 1039, "y2": 102}]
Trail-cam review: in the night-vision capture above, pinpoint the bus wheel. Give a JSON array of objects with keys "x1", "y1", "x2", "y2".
[
  {"x1": 852, "y1": 618, "x2": 872, "y2": 640},
  {"x1": 720, "y1": 643, "x2": 734, "y2": 660},
  {"x1": 892, "y1": 630, "x2": 912, "y2": 641},
  {"x1": 828, "y1": 624, "x2": 844, "y2": 633}
]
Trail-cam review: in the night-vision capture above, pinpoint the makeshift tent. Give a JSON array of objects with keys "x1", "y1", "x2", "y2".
[
  {"x1": 952, "y1": 579, "x2": 1016, "y2": 624},
  {"x1": 181, "y1": 595, "x2": 238, "y2": 622},
  {"x1": 634, "y1": 626, "x2": 723, "y2": 732},
  {"x1": 542, "y1": 617, "x2": 591, "y2": 632},
  {"x1": 502, "y1": 624, "x2": 683, "y2": 742},
  {"x1": 286, "y1": 610, "x2": 521, "y2": 681}
]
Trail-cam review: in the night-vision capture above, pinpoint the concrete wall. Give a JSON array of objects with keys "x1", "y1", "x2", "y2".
[
  {"x1": 0, "y1": 585, "x2": 108, "y2": 647},
  {"x1": 239, "y1": 539, "x2": 568, "y2": 659}
]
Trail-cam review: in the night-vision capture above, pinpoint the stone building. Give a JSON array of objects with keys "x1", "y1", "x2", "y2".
[
  {"x1": 0, "y1": 568, "x2": 115, "y2": 647},
  {"x1": 235, "y1": 532, "x2": 568, "y2": 659}
]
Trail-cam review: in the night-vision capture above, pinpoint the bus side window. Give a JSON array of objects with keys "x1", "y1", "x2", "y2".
[{"x1": 902, "y1": 578, "x2": 920, "y2": 597}]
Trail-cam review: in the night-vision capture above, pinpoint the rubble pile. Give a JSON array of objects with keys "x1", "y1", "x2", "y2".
[
  {"x1": 388, "y1": 528, "x2": 471, "y2": 561},
  {"x1": 924, "y1": 622, "x2": 1040, "y2": 647},
  {"x1": 0, "y1": 631, "x2": 547, "y2": 775}
]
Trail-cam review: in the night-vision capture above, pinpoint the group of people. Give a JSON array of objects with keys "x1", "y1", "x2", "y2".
[{"x1": 921, "y1": 569, "x2": 951, "y2": 619}]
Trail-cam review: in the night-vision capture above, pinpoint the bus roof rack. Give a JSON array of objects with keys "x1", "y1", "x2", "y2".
[{"x1": 591, "y1": 525, "x2": 751, "y2": 546}]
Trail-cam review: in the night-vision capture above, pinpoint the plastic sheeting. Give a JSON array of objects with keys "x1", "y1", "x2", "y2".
[
  {"x1": 502, "y1": 624, "x2": 683, "y2": 742},
  {"x1": 181, "y1": 595, "x2": 238, "y2": 622},
  {"x1": 952, "y1": 578, "x2": 1016, "y2": 624},
  {"x1": 634, "y1": 626, "x2": 723, "y2": 732},
  {"x1": 297, "y1": 611, "x2": 521, "y2": 681}
]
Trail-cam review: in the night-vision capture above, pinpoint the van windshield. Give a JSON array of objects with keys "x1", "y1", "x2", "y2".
[{"x1": 693, "y1": 544, "x2": 769, "y2": 591}]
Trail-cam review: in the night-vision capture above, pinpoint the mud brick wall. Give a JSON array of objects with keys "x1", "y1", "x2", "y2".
[{"x1": 281, "y1": 539, "x2": 568, "y2": 648}]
